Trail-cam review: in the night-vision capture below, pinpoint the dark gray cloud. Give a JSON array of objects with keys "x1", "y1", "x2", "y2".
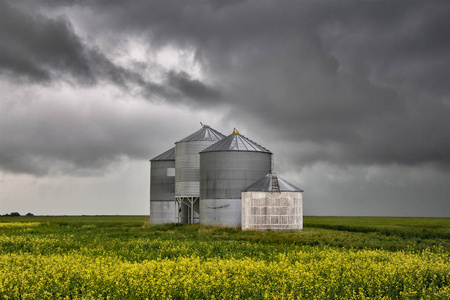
[
  {"x1": 189, "y1": 1, "x2": 449, "y2": 169},
  {"x1": 167, "y1": 71, "x2": 221, "y2": 101},
  {"x1": 0, "y1": 0, "x2": 449, "y2": 176},
  {"x1": 298, "y1": 163, "x2": 450, "y2": 217},
  {"x1": 0, "y1": 0, "x2": 220, "y2": 104},
  {"x1": 0, "y1": 89, "x2": 188, "y2": 176},
  {"x1": 0, "y1": 0, "x2": 93, "y2": 83},
  {"x1": 318, "y1": 2, "x2": 450, "y2": 99}
]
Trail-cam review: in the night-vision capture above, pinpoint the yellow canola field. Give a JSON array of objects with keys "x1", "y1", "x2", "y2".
[
  {"x1": 0, "y1": 222, "x2": 41, "y2": 228},
  {"x1": 1, "y1": 247, "x2": 448, "y2": 299}
]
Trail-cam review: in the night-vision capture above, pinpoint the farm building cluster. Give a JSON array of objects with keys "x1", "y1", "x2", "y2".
[{"x1": 150, "y1": 124, "x2": 303, "y2": 230}]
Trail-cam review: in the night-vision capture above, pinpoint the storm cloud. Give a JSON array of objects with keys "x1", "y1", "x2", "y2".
[
  {"x1": 69, "y1": 0, "x2": 449, "y2": 168},
  {"x1": 0, "y1": 0, "x2": 448, "y2": 216},
  {"x1": 0, "y1": 1, "x2": 220, "y2": 103},
  {"x1": 0, "y1": 0, "x2": 93, "y2": 83}
]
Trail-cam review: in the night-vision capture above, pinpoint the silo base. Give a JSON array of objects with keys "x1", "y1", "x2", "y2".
[
  {"x1": 150, "y1": 201, "x2": 179, "y2": 224},
  {"x1": 199, "y1": 198, "x2": 241, "y2": 228}
]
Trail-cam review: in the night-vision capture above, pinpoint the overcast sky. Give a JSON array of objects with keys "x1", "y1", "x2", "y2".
[{"x1": 1, "y1": 0, "x2": 449, "y2": 217}]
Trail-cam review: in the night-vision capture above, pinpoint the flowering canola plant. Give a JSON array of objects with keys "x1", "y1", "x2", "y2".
[{"x1": 0, "y1": 221, "x2": 449, "y2": 299}]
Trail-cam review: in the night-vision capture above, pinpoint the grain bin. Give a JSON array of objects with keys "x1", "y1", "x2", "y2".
[
  {"x1": 241, "y1": 173, "x2": 303, "y2": 231},
  {"x1": 199, "y1": 129, "x2": 272, "y2": 227},
  {"x1": 175, "y1": 124, "x2": 226, "y2": 223},
  {"x1": 150, "y1": 147, "x2": 187, "y2": 224}
]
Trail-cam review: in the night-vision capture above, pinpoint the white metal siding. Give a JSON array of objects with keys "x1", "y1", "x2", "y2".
[{"x1": 241, "y1": 191, "x2": 303, "y2": 231}]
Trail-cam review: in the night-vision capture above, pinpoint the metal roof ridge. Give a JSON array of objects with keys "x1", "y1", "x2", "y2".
[
  {"x1": 242, "y1": 172, "x2": 303, "y2": 192},
  {"x1": 200, "y1": 130, "x2": 271, "y2": 153},
  {"x1": 238, "y1": 133, "x2": 271, "y2": 152},
  {"x1": 176, "y1": 124, "x2": 226, "y2": 143},
  {"x1": 238, "y1": 134, "x2": 251, "y2": 151},
  {"x1": 150, "y1": 147, "x2": 176, "y2": 161}
]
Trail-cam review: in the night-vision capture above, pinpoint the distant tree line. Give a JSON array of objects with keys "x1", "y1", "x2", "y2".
[{"x1": 1, "y1": 212, "x2": 34, "y2": 217}]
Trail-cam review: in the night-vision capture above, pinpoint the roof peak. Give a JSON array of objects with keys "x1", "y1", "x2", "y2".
[
  {"x1": 201, "y1": 130, "x2": 271, "y2": 153},
  {"x1": 243, "y1": 173, "x2": 303, "y2": 192},
  {"x1": 177, "y1": 124, "x2": 225, "y2": 143}
]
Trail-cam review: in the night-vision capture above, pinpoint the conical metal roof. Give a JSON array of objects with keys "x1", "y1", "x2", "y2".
[
  {"x1": 242, "y1": 173, "x2": 303, "y2": 192},
  {"x1": 150, "y1": 147, "x2": 175, "y2": 161},
  {"x1": 177, "y1": 125, "x2": 226, "y2": 143},
  {"x1": 201, "y1": 129, "x2": 271, "y2": 153}
]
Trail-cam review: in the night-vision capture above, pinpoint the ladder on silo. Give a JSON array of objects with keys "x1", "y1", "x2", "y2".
[{"x1": 271, "y1": 174, "x2": 280, "y2": 192}]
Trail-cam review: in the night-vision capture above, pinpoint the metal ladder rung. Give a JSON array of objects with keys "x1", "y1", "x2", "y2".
[{"x1": 271, "y1": 175, "x2": 280, "y2": 192}]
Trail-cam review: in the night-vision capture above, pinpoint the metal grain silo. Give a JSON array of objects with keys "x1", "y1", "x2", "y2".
[
  {"x1": 199, "y1": 129, "x2": 272, "y2": 227},
  {"x1": 242, "y1": 173, "x2": 304, "y2": 231},
  {"x1": 150, "y1": 147, "x2": 187, "y2": 224},
  {"x1": 175, "y1": 124, "x2": 226, "y2": 224}
]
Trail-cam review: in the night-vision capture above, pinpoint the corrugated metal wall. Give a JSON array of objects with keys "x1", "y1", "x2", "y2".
[
  {"x1": 199, "y1": 151, "x2": 272, "y2": 227},
  {"x1": 150, "y1": 160, "x2": 178, "y2": 224},
  {"x1": 175, "y1": 140, "x2": 215, "y2": 198}
]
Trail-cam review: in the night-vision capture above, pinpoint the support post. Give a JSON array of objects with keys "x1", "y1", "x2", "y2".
[
  {"x1": 175, "y1": 196, "x2": 199, "y2": 224},
  {"x1": 191, "y1": 198, "x2": 194, "y2": 224}
]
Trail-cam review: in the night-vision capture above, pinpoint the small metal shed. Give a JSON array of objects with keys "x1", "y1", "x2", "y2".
[{"x1": 241, "y1": 173, "x2": 304, "y2": 231}]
